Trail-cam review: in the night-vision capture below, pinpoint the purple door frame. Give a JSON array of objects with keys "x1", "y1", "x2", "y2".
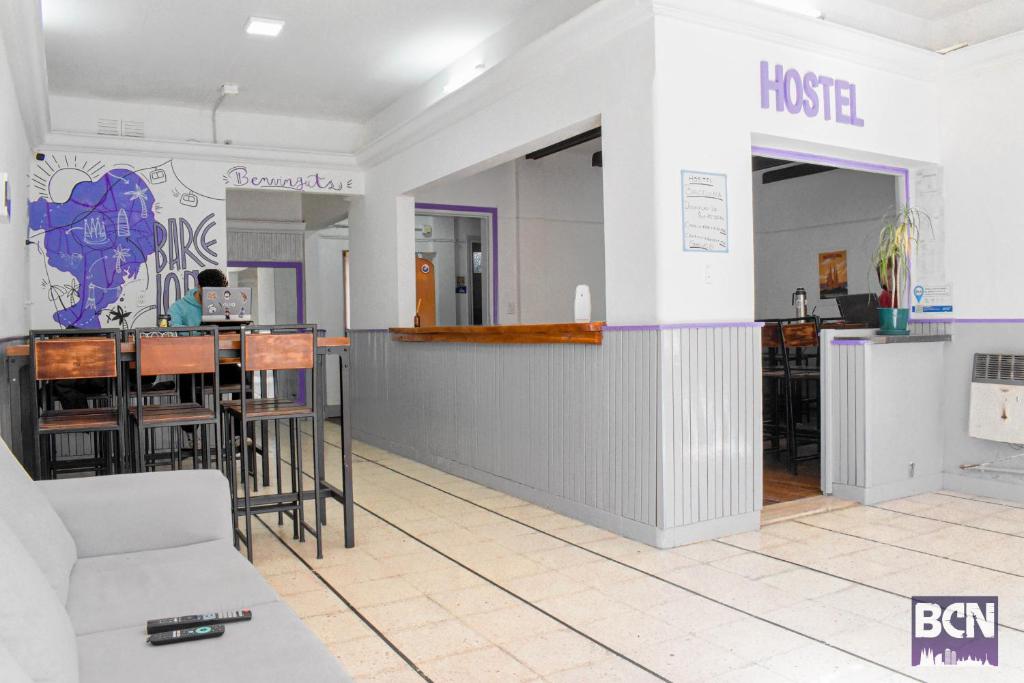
[
  {"x1": 414, "y1": 203, "x2": 499, "y2": 324},
  {"x1": 227, "y1": 259, "x2": 306, "y2": 403}
]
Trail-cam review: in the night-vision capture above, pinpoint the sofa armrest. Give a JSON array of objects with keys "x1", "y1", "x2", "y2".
[{"x1": 37, "y1": 470, "x2": 233, "y2": 558}]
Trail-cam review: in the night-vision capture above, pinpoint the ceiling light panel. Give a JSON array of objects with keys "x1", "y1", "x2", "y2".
[{"x1": 245, "y1": 17, "x2": 285, "y2": 37}]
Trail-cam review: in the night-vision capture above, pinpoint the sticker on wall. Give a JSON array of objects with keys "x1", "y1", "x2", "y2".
[
  {"x1": 818, "y1": 250, "x2": 848, "y2": 299},
  {"x1": 0, "y1": 173, "x2": 9, "y2": 221},
  {"x1": 681, "y1": 170, "x2": 728, "y2": 252}
]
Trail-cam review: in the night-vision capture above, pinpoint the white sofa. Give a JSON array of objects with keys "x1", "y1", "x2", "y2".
[{"x1": 0, "y1": 440, "x2": 349, "y2": 682}]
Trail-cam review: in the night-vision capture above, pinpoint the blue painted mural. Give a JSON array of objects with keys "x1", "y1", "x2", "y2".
[{"x1": 29, "y1": 168, "x2": 156, "y2": 328}]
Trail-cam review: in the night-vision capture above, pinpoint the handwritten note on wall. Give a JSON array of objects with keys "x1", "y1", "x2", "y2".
[{"x1": 681, "y1": 171, "x2": 729, "y2": 252}]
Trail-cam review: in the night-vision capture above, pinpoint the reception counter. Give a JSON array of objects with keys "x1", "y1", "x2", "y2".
[
  {"x1": 821, "y1": 329, "x2": 951, "y2": 504},
  {"x1": 352, "y1": 322, "x2": 763, "y2": 547}
]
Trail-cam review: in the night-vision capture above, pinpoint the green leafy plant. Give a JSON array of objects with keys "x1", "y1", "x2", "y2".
[{"x1": 873, "y1": 207, "x2": 931, "y2": 309}]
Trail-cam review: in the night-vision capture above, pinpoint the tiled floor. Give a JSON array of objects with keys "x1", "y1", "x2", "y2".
[{"x1": 248, "y1": 422, "x2": 1024, "y2": 681}]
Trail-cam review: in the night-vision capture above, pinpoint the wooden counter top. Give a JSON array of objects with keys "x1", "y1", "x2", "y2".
[{"x1": 390, "y1": 323, "x2": 604, "y2": 345}]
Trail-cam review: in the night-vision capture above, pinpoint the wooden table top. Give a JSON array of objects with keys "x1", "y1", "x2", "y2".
[
  {"x1": 390, "y1": 323, "x2": 604, "y2": 345},
  {"x1": 4, "y1": 335, "x2": 349, "y2": 358}
]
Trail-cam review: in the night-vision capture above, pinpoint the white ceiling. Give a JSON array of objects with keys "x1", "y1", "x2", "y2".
[
  {"x1": 40, "y1": 0, "x2": 573, "y2": 121},
  {"x1": 862, "y1": 0, "x2": 992, "y2": 20}
]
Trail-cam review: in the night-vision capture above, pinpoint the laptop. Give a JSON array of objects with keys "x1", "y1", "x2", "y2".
[
  {"x1": 836, "y1": 293, "x2": 880, "y2": 327},
  {"x1": 201, "y1": 287, "x2": 253, "y2": 323}
]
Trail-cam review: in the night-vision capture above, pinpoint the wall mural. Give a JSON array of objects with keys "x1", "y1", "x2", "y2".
[{"x1": 27, "y1": 154, "x2": 226, "y2": 329}]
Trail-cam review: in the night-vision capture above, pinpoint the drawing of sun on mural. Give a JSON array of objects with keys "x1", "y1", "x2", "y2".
[{"x1": 27, "y1": 155, "x2": 226, "y2": 329}]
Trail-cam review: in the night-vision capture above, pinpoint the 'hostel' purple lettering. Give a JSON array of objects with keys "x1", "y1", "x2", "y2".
[{"x1": 760, "y1": 61, "x2": 864, "y2": 127}]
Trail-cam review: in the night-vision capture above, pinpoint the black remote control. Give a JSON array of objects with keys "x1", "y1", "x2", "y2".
[
  {"x1": 146, "y1": 609, "x2": 252, "y2": 635},
  {"x1": 147, "y1": 624, "x2": 225, "y2": 646}
]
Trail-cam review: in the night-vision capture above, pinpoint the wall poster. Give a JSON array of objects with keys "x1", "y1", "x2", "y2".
[
  {"x1": 818, "y1": 250, "x2": 848, "y2": 299},
  {"x1": 681, "y1": 170, "x2": 728, "y2": 252}
]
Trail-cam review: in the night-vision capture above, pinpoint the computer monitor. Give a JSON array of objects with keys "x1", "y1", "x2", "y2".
[
  {"x1": 836, "y1": 293, "x2": 880, "y2": 327},
  {"x1": 201, "y1": 287, "x2": 253, "y2": 323}
]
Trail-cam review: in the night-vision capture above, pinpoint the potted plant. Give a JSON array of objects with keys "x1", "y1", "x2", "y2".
[{"x1": 873, "y1": 207, "x2": 929, "y2": 335}]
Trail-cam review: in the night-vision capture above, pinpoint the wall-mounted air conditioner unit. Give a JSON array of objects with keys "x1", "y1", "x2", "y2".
[{"x1": 969, "y1": 353, "x2": 1024, "y2": 443}]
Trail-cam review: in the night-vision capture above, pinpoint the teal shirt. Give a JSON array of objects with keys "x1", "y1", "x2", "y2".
[{"x1": 169, "y1": 288, "x2": 202, "y2": 327}]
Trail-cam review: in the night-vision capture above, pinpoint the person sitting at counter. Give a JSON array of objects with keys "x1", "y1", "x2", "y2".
[{"x1": 169, "y1": 268, "x2": 242, "y2": 408}]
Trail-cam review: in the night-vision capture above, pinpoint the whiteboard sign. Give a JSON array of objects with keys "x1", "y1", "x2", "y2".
[{"x1": 681, "y1": 170, "x2": 728, "y2": 252}]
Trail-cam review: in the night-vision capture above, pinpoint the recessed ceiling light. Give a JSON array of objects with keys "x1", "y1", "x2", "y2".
[
  {"x1": 245, "y1": 17, "x2": 285, "y2": 37},
  {"x1": 753, "y1": 0, "x2": 824, "y2": 20},
  {"x1": 936, "y1": 41, "x2": 969, "y2": 55}
]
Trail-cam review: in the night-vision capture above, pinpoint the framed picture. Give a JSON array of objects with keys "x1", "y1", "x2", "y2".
[{"x1": 819, "y1": 250, "x2": 848, "y2": 299}]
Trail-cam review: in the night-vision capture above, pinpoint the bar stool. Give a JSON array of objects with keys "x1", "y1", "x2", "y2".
[
  {"x1": 779, "y1": 321, "x2": 821, "y2": 474},
  {"x1": 222, "y1": 324, "x2": 322, "y2": 561},
  {"x1": 29, "y1": 329, "x2": 124, "y2": 479},
  {"x1": 128, "y1": 327, "x2": 222, "y2": 474}
]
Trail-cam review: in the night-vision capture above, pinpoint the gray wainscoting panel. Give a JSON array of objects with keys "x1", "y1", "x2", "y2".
[
  {"x1": 911, "y1": 321, "x2": 953, "y2": 336},
  {"x1": 658, "y1": 327, "x2": 761, "y2": 531},
  {"x1": 824, "y1": 343, "x2": 867, "y2": 489},
  {"x1": 351, "y1": 330, "x2": 659, "y2": 527}
]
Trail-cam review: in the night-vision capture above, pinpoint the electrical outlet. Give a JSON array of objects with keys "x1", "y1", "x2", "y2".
[{"x1": 908, "y1": 462, "x2": 915, "y2": 478}]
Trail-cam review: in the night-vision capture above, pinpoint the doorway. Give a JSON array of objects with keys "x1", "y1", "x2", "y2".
[
  {"x1": 414, "y1": 204, "x2": 495, "y2": 326},
  {"x1": 227, "y1": 260, "x2": 305, "y2": 402},
  {"x1": 752, "y1": 150, "x2": 903, "y2": 506}
]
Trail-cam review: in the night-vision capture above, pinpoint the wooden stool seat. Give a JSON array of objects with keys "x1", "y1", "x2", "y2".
[
  {"x1": 129, "y1": 402, "x2": 216, "y2": 425},
  {"x1": 39, "y1": 407, "x2": 119, "y2": 432},
  {"x1": 223, "y1": 398, "x2": 312, "y2": 419}
]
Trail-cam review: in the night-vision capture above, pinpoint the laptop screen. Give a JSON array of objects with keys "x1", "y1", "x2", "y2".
[{"x1": 201, "y1": 287, "x2": 253, "y2": 321}]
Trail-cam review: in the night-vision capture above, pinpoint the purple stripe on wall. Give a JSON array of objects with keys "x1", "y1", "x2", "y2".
[
  {"x1": 605, "y1": 321, "x2": 765, "y2": 331},
  {"x1": 415, "y1": 203, "x2": 499, "y2": 323},
  {"x1": 831, "y1": 339, "x2": 871, "y2": 346},
  {"x1": 914, "y1": 318, "x2": 1024, "y2": 324},
  {"x1": 750, "y1": 145, "x2": 912, "y2": 203}
]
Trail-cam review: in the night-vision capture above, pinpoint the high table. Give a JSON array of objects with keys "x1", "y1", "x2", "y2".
[{"x1": 4, "y1": 333, "x2": 355, "y2": 549}]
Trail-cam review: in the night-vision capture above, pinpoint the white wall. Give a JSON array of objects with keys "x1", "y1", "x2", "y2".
[
  {"x1": 936, "y1": 34, "x2": 1024, "y2": 490},
  {"x1": 0, "y1": 26, "x2": 31, "y2": 337},
  {"x1": 50, "y1": 95, "x2": 365, "y2": 154},
  {"x1": 305, "y1": 226, "x2": 347, "y2": 407},
  {"x1": 754, "y1": 168, "x2": 897, "y2": 319},
  {"x1": 517, "y1": 148, "x2": 605, "y2": 323},
  {"x1": 349, "y1": 0, "x2": 655, "y2": 329},
  {"x1": 652, "y1": 0, "x2": 941, "y2": 323},
  {"x1": 416, "y1": 149, "x2": 606, "y2": 325}
]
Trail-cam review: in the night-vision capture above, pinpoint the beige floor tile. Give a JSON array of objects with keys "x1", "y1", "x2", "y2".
[
  {"x1": 534, "y1": 589, "x2": 634, "y2": 627},
  {"x1": 634, "y1": 634, "x2": 752, "y2": 681},
  {"x1": 283, "y1": 587, "x2": 346, "y2": 618},
  {"x1": 757, "y1": 566, "x2": 851, "y2": 599},
  {"x1": 330, "y1": 635, "x2": 409, "y2": 678},
  {"x1": 598, "y1": 577, "x2": 686, "y2": 611},
  {"x1": 524, "y1": 544, "x2": 603, "y2": 569},
  {"x1": 471, "y1": 554, "x2": 548, "y2": 582},
  {"x1": 459, "y1": 605, "x2": 564, "y2": 645},
  {"x1": 352, "y1": 666, "x2": 424, "y2": 683},
  {"x1": 544, "y1": 655, "x2": 664, "y2": 682},
  {"x1": 344, "y1": 576, "x2": 424, "y2": 608},
  {"x1": 644, "y1": 594, "x2": 745, "y2": 634},
  {"x1": 265, "y1": 569, "x2": 324, "y2": 596},
  {"x1": 403, "y1": 566, "x2": 487, "y2": 594},
  {"x1": 420, "y1": 645, "x2": 537, "y2": 682},
  {"x1": 504, "y1": 570, "x2": 590, "y2": 602},
  {"x1": 502, "y1": 628, "x2": 609, "y2": 676},
  {"x1": 359, "y1": 596, "x2": 453, "y2": 632},
  {"x1": 671, "y1": 539, "x2": 747, "y2": 563},
  {"x1": 710, "y1": 551, "x2": 792, "y2": 579},
  {"x1": 582, "y1": 609, "x2": 676, "y2": 653},
  {"x1": 761, "y1": 642, "x2": 893, "y2": 682},
  {"x1": 697, "y1": 616, "x2": 807, "y2": 660},
  {"x1": 303, "y1": 610, "x2": 374, "y2": 645},
  {"x1": 387, "y1": 618, "x2": 491, "y2": 663},
  {"x1": 428, "y1": 584, "x2": 522, "y2": 616}
]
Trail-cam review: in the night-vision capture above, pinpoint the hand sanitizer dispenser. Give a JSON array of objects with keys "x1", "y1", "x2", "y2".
[{"x1": 574, "y1": 285, "x2": 592, "y2": 323}]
